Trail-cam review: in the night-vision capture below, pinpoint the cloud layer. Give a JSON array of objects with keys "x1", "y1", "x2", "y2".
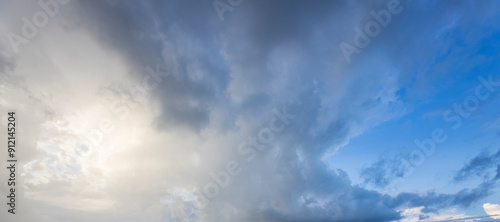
[{"x1": 1, "y1": 0, "x2": 500, "y2": 221}]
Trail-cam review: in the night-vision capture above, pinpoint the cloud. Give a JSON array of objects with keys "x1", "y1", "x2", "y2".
[
  {"x1": 361, "y1": 148, "x2": 500, "y2": 190},
  {"x1": 360, "y1": 155, "x2": 413, "y2": 188},
  {"x1": 400, "y1": 206, "x2": 500, "y2": 222},
  {"x1": 453, "y1": 149, "x2": 500, "y2": 183},
  {"x1": 359, "y1": 151, "x2": 500, "y2": 218},
  {"x1": 392, "y1": 177, "x2": 499, "y2": 214},
  {"x1": 46, "y1": 3, "x2": 413, "y2": 220},
  {"x1": 484, "y1": 203, "x2": 500, "y2": 219},
  {"x1": 361, "y1": 154, "x2": 500, "y2": 213},
  {"x1": 1, "y1": 0, "x2": 500, "y2": 222}
]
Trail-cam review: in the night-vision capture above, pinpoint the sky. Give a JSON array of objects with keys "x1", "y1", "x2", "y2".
[{"x1": 1, "y1": 0, "x2": 500, "y2": 221}]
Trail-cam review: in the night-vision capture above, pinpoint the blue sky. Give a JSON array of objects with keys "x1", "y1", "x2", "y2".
[
  {"x1": 329, "y1": 8, "x2": 500, "y2": 218},
  {"x1": 1, "y1": 0, "x2": 500, "y2": 221}
]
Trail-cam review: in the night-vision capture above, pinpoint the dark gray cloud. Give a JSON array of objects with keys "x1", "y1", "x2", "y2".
[
  {"x1": 65, "y1": 0, "x2": 231, "y2": 132},
  {"x1": 360, "y1": 155, "x2": 411, "y2": 188},
  {"x1": 62, "y1": 0, "x2": 403, "y2": 133}
]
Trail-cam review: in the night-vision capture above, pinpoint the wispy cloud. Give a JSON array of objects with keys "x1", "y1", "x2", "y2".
[{"x1": 453, "y1": 149, "x2": 500, "y2": 183}]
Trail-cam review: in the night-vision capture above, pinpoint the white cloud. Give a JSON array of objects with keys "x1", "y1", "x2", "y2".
[
  {"x1": 400, "y1": 207, "x2": 476, "y2": 222},
  {"x1": 484, "y1": 203, "x2": 500, "y2": 219}
]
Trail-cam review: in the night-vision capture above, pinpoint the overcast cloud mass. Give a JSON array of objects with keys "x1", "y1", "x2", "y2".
[{"x1": 1, "y1": 0, "x2": 500, "y2": 221}]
